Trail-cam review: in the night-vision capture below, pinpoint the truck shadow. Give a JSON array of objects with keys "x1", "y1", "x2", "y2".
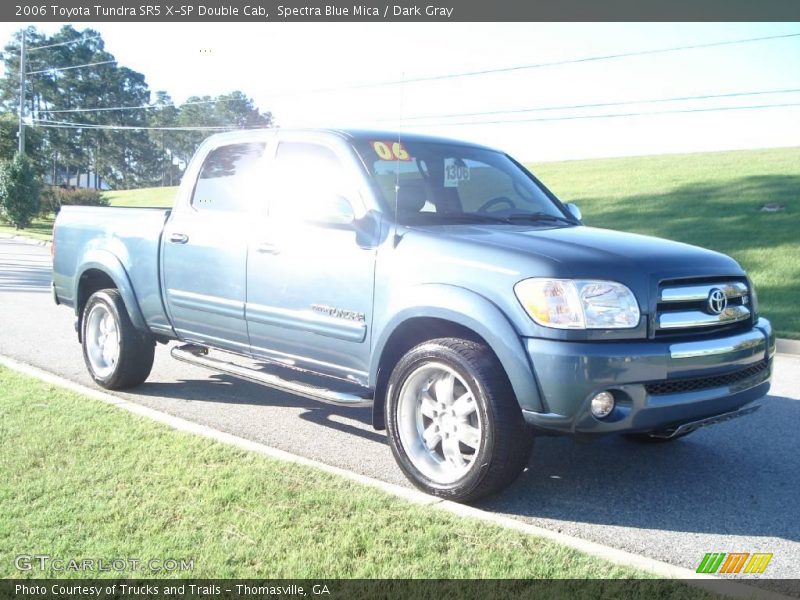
[
  {"x1": 481, "y1": 391, "x2": 800, "y2": 543},
  {"x1": 135, "y1": 373, "x2": 385, "y2": 445}
]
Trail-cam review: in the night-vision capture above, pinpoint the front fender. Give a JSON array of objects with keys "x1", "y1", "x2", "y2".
[
  {"x1": 75, "y1": 249, "x2": 149, "y2": 333},
  {"x1": 371, "y1": 284, "x2": 543, "y2": 412}
]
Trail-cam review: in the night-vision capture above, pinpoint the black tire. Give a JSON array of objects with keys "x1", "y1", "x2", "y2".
[
  {"x1": 81, "y1": 288, "x2": 155, "y2": 390},
  {"x1": 385, "y1": 337, "x2": 533, "y2": 502}
]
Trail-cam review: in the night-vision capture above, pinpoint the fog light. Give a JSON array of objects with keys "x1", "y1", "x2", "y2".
[{"x1": 590, "y1": 391, "x2": 615, "y2": 419}]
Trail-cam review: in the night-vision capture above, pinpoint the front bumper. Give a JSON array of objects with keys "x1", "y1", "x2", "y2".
[{"x1": 522, "y1": 317, "x2": 775, "y2": 434}]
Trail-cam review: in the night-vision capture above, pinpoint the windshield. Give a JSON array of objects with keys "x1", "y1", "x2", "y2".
[{"x1": 353, "y1": 139, "x2": 570, "y2": 225}]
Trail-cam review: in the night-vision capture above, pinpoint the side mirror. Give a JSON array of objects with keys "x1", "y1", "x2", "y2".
[
  {"x1": 308, "y1": 195, "x2": 356, "y2": 228},
  {"x1": 565, "y1": 202, "x2": 582, "y2": 222}
]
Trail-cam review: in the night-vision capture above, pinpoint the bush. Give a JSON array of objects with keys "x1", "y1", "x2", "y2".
[
  {"x1": 40, "y1": 186, "x2": 108, "y2": 215},
  {"x1": 0, "y1": 153, "x2": 40, "y2": 229}
]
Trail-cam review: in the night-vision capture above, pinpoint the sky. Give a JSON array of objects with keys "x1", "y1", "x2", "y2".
[{"x1": 1, "y1": 22, "x2": 798, "y2": 161}]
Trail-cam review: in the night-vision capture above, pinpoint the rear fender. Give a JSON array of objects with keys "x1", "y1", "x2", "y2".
[{"x1": 75, "y1": 249, "x2": 149, "y2": 334}]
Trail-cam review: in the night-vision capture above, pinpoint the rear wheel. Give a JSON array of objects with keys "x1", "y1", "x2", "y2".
[
  {"x1": 82, "y1": 289, "x2": 154, "y2": 389},
  {"x1": 386, "y1": 338, "x2": 533, "y2": 502}
]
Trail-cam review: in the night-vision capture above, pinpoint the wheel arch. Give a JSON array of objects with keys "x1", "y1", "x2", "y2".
[
  {"x1": 370, "y1": 285, "x2": 543, "y2": 429},
  {"x1": 74, "y1": 251, "x2": 149, "y2": 342}
]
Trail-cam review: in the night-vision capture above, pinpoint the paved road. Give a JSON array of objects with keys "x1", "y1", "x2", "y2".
[{"x1": 2, "y1": 236, "x2": 799, "y2": 583}]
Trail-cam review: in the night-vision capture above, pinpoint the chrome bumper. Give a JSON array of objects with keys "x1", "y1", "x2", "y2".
[{"x1": 669, "y1": 327, "x2": 770, "y2": 360}]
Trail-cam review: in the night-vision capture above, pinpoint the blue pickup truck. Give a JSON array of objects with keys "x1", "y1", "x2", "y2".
[{"x1": 53, "y1": 129, "x2": 775, "y2": 501}]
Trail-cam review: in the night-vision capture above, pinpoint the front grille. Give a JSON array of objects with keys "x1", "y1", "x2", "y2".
[
  {"x1": 654, "y1": 277, "x2": 752, "y2": 338},
  {"x1": 645, "y1": 360, "x2": 769, "y2": 395}
]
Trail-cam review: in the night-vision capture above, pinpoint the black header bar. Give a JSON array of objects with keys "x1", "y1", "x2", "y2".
[
  {"x1": 5, "y1": 0, "x2": 800, "y2": 22},
  {"x1": 4, "y1": 578, "x2": 799, "y2": 599}
]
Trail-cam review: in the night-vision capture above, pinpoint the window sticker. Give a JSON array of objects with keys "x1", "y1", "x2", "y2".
[
  {"x1": 371, "y1": 141, "x2": 411, "y2": 161},
  {"x1": 444, "y1": 158, "x2": 470, "y2": 188}
]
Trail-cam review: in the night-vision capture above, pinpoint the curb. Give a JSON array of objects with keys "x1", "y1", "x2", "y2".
[{"x1": 0, "y1": 354, "x2": 792, "y2": 599}]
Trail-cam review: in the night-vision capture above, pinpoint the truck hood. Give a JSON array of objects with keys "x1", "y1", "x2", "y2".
[{"x1": 408, "y1": 223, "x2": 745, "y2": 282}]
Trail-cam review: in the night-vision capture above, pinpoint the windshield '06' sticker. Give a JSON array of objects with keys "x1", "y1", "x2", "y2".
[
  {"x1": 444, "y1": 158, "x2": 470, "y2": 187},
  {"x1": 372, "y1": 141, "x2": 411, "y2": 161}
]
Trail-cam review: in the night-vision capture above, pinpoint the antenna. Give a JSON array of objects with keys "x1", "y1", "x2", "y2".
[{"x1": 392, "y1": 71, "x2": 405, "y2": 248}]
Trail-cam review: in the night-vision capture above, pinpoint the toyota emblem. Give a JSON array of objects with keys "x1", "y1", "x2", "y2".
[{"x1": 707, "y1": 288, "x2": 728, "y2": 315}]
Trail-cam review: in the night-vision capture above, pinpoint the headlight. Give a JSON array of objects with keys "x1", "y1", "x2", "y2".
[{"x1": 514, "y1": 278, "x2": 640, "y2": 329}]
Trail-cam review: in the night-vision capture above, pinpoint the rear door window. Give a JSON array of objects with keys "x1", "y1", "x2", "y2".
[{"x1": 192, "y1": 142, "x2": 266, "y2": 212}]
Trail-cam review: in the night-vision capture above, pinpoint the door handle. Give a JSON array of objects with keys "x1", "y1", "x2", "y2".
[
  {"x1": 256, "y1": 242, "x2": 280, "y2": 255},
  {"x1": 169, "y1": 233, "x2": 189, "y2": 244}
]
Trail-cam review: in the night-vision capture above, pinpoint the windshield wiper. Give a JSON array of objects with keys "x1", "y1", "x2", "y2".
[
  {"x1": 430, "y1": 213, "x2": 510, "y2": 224},
  {"x1": 407, "y1": 212, "x2": 574, "y2": 226},
  {"x1": 502, "y1": 212, "x2": 575, "y2": 224}
]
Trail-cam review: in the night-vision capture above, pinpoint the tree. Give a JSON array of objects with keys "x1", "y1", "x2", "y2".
[
  {"x1": 147, "y1": 91, "x2": 183, "y2": 187},
  {"x1": 0, "y1": 26, "x2": 160, "y2": 188},
  {"x1": 0, "y1": 152, "x2": 40, "y2": 228},
  {"x1": 0, "y1": 26, "x2": 275, "y2": 190},
  {"x1": 0, "y1": 113, "x2": 44, "y2": 169},
  {"x1": 170, "y1": 91, "x2": 274, "y2": 168}
]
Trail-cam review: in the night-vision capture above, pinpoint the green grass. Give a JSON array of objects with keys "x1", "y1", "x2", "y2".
[
  {"x1": 0, "y1": 217, "x2": 54, "y2": 241},
  {"x1": 104, "y1": 186, "x2": 176, "y2": 208},
  {"x1": 528, "y1": 147, "x2": 800, "y2": 339},
  {"x1": 0, "y1": 365, "x2": 673, "y2": 584}
]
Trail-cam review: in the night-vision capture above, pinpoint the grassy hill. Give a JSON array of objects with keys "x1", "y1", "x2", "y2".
[
  {"x1": 105, "y1": 186, "x2": 176, "y2": 207},
  {"x1": 528, "y1": 147, "x2": 799, "y2": 338}
]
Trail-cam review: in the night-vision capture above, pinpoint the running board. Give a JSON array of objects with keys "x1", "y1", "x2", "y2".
[{"x1": 171, "y1": 344, "x2": 372, "y2": 406}]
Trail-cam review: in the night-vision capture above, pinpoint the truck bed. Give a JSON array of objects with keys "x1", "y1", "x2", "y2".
[{"x1": 52, "y1": 206, "x2": 173, "y2": 334}]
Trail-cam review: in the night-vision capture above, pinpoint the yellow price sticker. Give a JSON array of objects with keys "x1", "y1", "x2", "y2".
[{"x1": 371, "y1": 141, "x2": 411, "y2": 161}]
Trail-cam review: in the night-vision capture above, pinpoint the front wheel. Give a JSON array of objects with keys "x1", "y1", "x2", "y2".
[
  {"x1": 82, "y1": 289, "x2": 155, "y2": 390},
  {"x1": 386, "y1": 338, "x2": 533, "y2": 502}
]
